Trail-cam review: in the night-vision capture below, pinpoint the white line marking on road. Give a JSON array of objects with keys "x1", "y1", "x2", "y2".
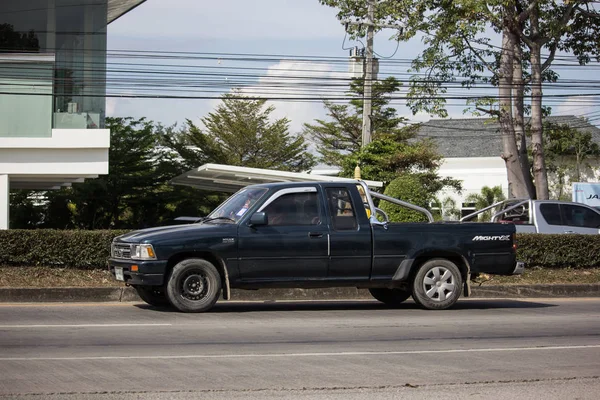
[
  {"x1": 0, "y1": 323, "x2": 172, "y2": 329},
  {"x1": 1, "y1": 344, "x2": 599, "y2": 361}
]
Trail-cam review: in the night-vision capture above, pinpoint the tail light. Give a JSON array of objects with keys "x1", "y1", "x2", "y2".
[{"x1": 512, "y1": 233, "x2": 517, "y2": 251}]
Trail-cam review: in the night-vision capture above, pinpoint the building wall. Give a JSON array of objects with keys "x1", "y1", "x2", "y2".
[
  {"x1": 0, "y1": 0, "x2": 108, "y2": 137},
  {"x1": 0, "y1": 1, "x2": 111, "y2": 229},
  {"x1": 437, "y1": 157, "x2": 509, "y2": 208}
]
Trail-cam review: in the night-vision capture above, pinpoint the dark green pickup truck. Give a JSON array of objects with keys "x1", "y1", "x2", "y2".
[{"x1": 109, "y1": 180, "x2": 523, "y2": 312}]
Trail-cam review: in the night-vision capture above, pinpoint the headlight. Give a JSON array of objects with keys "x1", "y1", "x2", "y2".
[{"x1": 130, "y1": 244, "x2": 157, "y2": 260}]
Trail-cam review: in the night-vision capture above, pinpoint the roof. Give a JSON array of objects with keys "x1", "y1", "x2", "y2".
[
  {"x1": 170, "y1": 164, "x2": 383, "y2": 193},
  {"x1": 108, "y1": 0, "x2": 146, "y2": 24},
  {"x1": 418, "y1": 115, "x2": 600, "y2": 158}
]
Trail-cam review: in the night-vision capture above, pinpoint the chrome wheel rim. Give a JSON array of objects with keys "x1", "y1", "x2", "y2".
[
  {"x1": 423, "y1": 266, "x2": 456, "y2": 302},
  {"x1": 179, "y1": 270, "x2": 209, "y2": 301}
]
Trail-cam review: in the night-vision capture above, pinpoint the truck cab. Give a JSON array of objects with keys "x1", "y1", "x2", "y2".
[
  {"x1": 463, "y1": 199, "x2": 600, "y2": 234},
  {"x1": 109, "y1": 180, "x2": 522, "y2": 313}
]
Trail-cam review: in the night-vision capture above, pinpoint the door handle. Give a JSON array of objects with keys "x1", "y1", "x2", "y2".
[
  {"x1": 308, "y1": 232, "x2": 324, "y2": 238},
  {"x1": 564, "y1": 230, "x2": 575, "y2": 234}
]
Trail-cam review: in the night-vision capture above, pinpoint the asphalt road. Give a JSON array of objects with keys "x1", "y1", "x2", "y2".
[{"x1": 0, "y1": 298, "x2": 599, "y2": 399}]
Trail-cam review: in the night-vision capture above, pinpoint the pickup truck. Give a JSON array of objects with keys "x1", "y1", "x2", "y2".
[
  {"x1": 461, "y1": 199, "x2": 600, "y2": 234},
  {"x1": 109, "y1": 181, "x2": 523, "y2": 312}
]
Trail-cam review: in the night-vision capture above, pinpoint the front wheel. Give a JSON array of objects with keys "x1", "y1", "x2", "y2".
[
  {"x1": 412, "y1": 258, "x2": 463, "y2": 310},
  {"x1": 166, "y1": 258, "x2": 222, "y2": 313},
  {"x1": 134, "y1": 285, "x2": 170, "y2": 307},
  {"x1": 368, "y1": 288, "x2": 412, "y2": 306}
]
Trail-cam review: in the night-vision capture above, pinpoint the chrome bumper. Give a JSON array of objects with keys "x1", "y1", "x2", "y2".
[{"x1": 512, "y1": 261, "x2": 525, "y2": 275}]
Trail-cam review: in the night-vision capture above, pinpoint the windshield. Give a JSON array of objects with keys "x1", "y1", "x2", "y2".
[{"x1": 207, "y1": 187, "x2": 269, "y2": 223}]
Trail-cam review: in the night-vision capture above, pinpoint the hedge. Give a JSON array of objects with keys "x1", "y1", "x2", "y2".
[
  {"x1": 0, "y1": 230, "x2": 129, "y2": 269},
  {"x1": 1, "y1": 230, "x2": 600, "y2": 269}
]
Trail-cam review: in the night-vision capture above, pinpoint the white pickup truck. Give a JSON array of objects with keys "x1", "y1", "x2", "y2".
[{"x1": 461, "y1": 199, "x2": 600, "y2": 234}]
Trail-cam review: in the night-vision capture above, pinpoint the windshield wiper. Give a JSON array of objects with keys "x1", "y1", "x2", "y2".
[{"x1": 201, "y1": 216, "x2": 236, "y2": 224}]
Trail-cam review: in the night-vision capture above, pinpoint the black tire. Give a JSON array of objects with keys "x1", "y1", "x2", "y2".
[
  {"x1": 134, "y1": 285, "x2": 171, "y2": 307},
  {"x1": 165, "y1": 258, "x2": 222, "y2": 313},
  {"x1": 412, "y1": 258, "x2": 463, "y2": 310},
  {"x1": 368, "y1": 288, "x2": 412, "y2": 306}
]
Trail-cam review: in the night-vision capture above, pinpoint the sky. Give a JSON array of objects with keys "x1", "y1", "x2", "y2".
[{"x1": 106, "y1": 0, "x2": 599, "y2": 133}]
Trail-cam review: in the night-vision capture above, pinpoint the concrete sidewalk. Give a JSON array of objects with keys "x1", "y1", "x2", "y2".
[{"x1": 0, "y1": 284, "x2": 599, "y2": 303}]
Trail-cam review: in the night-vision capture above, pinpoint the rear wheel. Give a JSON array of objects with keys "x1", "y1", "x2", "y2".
[
  {"x1": 134, "y1": 285, "x2": 170, "y2": 307},
  {"x1": 369, "y1": 288, "x2": 412, "y2": 306},
  {"x1": 412, "y1": 258, "x2": 463, "y2": 310},
  {"x1": 166, "y1": 258, "x2": 222, "y2": 313}
]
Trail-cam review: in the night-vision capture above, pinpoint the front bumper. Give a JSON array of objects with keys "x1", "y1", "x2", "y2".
[
  {"x1": 107, "y1": 258, "x2": 168, "y2": 286},
  {"x1": 512, "y1": 261, "x2": 525, "y2": 275}
]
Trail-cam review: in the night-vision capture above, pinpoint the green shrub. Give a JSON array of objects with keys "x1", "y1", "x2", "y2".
[
  {"x1": 379, "y1": 175, "x2": 432, "y2": 222},
  {"x1": 516, "y1": 233, "x2": 600, "y2": 268},
  {"x1": 0, "y1": 230, "x2": 129, "y2": 269},
  {"x1": 0, "y1": 230, "x2": 599, "y2": 270}
]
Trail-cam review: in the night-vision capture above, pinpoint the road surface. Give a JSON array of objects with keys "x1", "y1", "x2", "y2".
[{"x1": 0, "y1": 298, "x2": 599, "y2": 399}]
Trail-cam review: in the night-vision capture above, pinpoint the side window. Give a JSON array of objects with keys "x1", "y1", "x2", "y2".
[
  {"x1": 539, "y1": 204, "x2": 562, "y2": 225},
  {"x1": 561, "y1": 205, "x2": 600, "y2": 228},
  {"x1": 262, "y1": 192, "x2": 321, "y2": 226},
  {"x1": 326, "y1": 188, "x2": 358, "y2": 231}
]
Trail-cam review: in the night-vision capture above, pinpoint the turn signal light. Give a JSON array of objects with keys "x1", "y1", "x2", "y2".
[
  {"x1": 131, "y1": 265, "x2": 139, "y2": 272},
  {"x1": 146, "y1": 246, "x2": 156, "y2": 258}
]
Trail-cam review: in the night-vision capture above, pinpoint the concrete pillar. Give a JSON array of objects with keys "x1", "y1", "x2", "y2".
[{"x1": 0, "y1": 175, "x2": 8, "y2": 229}]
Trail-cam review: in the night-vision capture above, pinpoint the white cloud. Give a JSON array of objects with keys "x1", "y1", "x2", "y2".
[
  {"x1": 215, "y1": 60, "x2": 348, "y2": 133},
  {"x1": 553, "y1": 95, "x2": 598, "y2": 118}
]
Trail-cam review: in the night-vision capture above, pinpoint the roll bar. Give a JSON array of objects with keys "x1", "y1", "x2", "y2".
[
  {"x1": 459, "y1": 198, "x2": 531, "y2": 222},
  {"x1": 357, "y1": 181, "x2": 434, "y2": 223}
]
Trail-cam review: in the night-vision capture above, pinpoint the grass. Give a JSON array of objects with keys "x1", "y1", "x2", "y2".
[{"x1": 0, "y1": 265, "x2": 599, "y2": 288}]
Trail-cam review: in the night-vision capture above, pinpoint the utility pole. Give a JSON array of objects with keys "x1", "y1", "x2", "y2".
[
  {"x1": 361, "y1": 0, "x2": 375, "y2": 148},
  {"x1": 343, "y1": 1, "x2": 402, "y2": 148}
]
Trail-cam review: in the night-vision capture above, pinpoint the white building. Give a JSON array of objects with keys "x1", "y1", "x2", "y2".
[
  {"x1": 0, "y1": 0, "x2": 146, "y2": 228},
  {"x1": 418, "y1": 116, "x2": 600, "y2": 214}
]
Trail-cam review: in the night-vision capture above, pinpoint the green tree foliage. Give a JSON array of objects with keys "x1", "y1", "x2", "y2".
[
  {"x1": 10, "y1": 95, "x2": 316, "y2": 229},
  {"x1": 10, "y1": 117, "x2": 217, "y2": 229},
  {"x1": 319, "y1": 0, "x2": 600, "y2": 201},
  {"x1": 304, "y1": 75, "x2": 460, "y2": 197},
  {"x1": 543, "y1": 122, "x2": 600, "y2": 200},
  {"x1": 431, "y1": 196, "x2": 461, "y2": 221},
  {"x1": 465, "y1": 186, "x2": 507, "y2": 221},
  {"x1": 379, "y1": 175, "x2": 432, "y2": 222},
  {"x1": 303, "y1": 77, "x2": 409, "y2": 166},
  {"x1": 0, "y1": 23, "x2": 39, "y2": 51},
  {"x1": 169, "y1": 93, "x2": 315, "y2": 172}
]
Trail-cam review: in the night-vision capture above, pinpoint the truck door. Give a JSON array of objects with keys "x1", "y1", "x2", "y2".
[
  {"x1": 537, "y1": 202, "x2": 600, "y2": 234},
  {"x1": 324, "y1": 187, "x2": 372, "y2": 280},
  {"x1": 237, "y1": 186, "x2": 329, "y2": 282},
  {"x1": 560, "y1": 203, "x2": 600, "y2": 234}
]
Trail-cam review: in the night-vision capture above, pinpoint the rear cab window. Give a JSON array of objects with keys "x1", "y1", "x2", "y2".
[
  {"x1": 326, "y1": 188, "x2": 358, "y2": 231},
  {"x1": 539, "y1": 203, "x2": 562, "y2": 225}
]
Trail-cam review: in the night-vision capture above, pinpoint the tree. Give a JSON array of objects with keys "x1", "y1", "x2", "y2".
[
  {"x1": 303, "y1": 77, "x2": 409, "y2": 166},
  {"x1": 339, "y1": 135, "x2": 461, "y2": 193},
  {"x1": 304, "y1": 73, "x2": 460, "y2": 195},
  {"x1": 170, "y1": 93, "x2": 315, "y2": 172},
  {"x1": 431, "y1": 196, "x2": 461, "y2": 221},
  {"x1": 51, "y1": 117, "x2": 162, "y2": 229},
  {"x1": 319, "y1": 0, "x2": 600, "y2": 200},
  {"x1": 12, "y1": 117, "x2": 173, "y2": 230},
  {"x1": 543, "y1": 121, "x2": 600, "y2": 200},
  {"x1": 379, "y1": 175, "x2": 433, "y2": 222},
  {"x1": 465, "y1": 186, "x2": 507, "y2": 221},
  {"x1": 0, "y1": 23, "x2": 39, "y2": 51}
]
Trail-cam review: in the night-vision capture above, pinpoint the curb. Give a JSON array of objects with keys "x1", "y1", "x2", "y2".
[{"x1": 0, "y1": 284, "x2": 599, "y2": 303}]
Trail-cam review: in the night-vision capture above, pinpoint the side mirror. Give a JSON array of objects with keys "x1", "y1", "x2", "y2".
[{"x1": 249, "y1": 212, "x2": 268, "y2": 226}]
